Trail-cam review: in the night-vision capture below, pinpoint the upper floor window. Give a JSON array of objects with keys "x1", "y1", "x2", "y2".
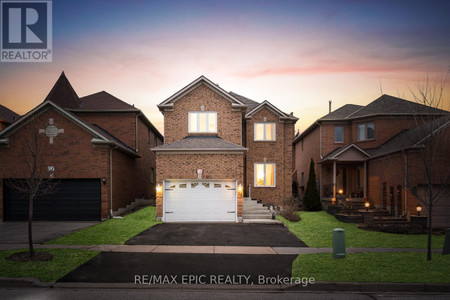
[
  {"x1": 254, "y1": 123, "x2": 276, "y2": 141},
  {"x1": 357, "y1": 123, "x2": 374, "y2": 141},
  {"x1": 334, "y1": 126, "x2": 344, "y2": 143},
  {"x1": 188, "y1": 112, "x2": 217, "y2": 133},
  {"x1": 255, "y1": 163, "x2": 276, "y2": 187}
]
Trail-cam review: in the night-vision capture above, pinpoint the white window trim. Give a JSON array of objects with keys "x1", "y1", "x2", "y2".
[
  {"x1": 357, "y1": 122, "x2": 375, "y2": 141},
  {"x1": 254, "y1": 163, "x2": 276, "y2": 187},
  {"x1": 188, "y1": 111, "x2": 217, "y2": 133},
  {"x1": 254, "y1": 122, "x2": 276, "y2": 141},
  {"x1": 334, "y1": 126, "x2": 344, "y2": 144}
]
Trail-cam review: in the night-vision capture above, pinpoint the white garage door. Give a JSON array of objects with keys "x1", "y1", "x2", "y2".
[{"x1": 164, "y1": 180, "x2": 236, "y2": 222}]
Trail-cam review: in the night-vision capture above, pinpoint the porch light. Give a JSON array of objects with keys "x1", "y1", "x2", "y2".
[
  {"x1": 238, "y1": 184, "x2": 243, "y2": 192},
  {"x1": 364, "y1": 201, "x2": 370, "y2": 211},
  {"x1": 416, "y1": 203, "x2": 422, "y2": 216},
  {"x1": 156, "y1": 184, "x2": 162, "y2": 193}
]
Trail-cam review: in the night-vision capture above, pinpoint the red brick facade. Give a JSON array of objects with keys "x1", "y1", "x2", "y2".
[
  {"x1": 163, "y1": 84, "x2": 242, "y2": 145},
  {"x1": 294, "y1": 99, "x2": 449, "y2": 227},
  {"x1": 0, "y1": 76, "x2": 162, "y2": 221},
  {"x1": 245, "y1": 107, "x2": 295, "y2": 204},
  {"x1": 155, "y1": 78, "x2": 297, "y2": 220}
]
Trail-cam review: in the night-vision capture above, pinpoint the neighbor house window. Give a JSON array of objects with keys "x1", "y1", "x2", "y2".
[
  {"x1": 254, "y1": 123, "x2": 276, "y2": 141},
  {"x1": 357, "y1": 123, "x2": 374, "y2": 141},
  {"x1": 254, "y1": 163, "x2": 276, "y2": 187},
  {"x1": 188, "y1": 112, "x2": 217, "y2": 133},
  {"x1": 334, "y1": 126, "x2": 343, "y2": 143},
  {"x1": 150, "y1": 167, "x2": 155, "y2": 184}
]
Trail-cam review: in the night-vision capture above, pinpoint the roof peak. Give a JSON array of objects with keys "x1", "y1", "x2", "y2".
[{"x1": 45, "y1": 72, "x2": 81, "y2": 109}]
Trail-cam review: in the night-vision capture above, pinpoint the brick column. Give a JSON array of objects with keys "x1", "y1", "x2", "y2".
[
  {"x1": 237, "y1": 183, "x2": 244, "y2": 220},
  {"x1": 156, "y1": 182, "x2": 163, "y2": 221}
]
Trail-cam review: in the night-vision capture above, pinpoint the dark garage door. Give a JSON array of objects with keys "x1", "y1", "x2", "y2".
[{"x1": 4, "y1": 179, "x2": 101, "y2": 221}]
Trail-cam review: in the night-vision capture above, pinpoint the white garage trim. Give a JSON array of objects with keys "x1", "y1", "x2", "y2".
[{"x1": 163, "y1": 179, "x2": 238, "y2": 223}]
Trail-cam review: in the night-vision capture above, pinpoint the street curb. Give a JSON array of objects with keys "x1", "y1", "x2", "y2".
[
  {"x1": 284, "y1": 281, "x2": 450, "y2": 293},
  {"x1": 1, "y1": 279, "x2": 444, "y2": 293},
  {"x1": 0, "y1": 277, "x2": 53, "y2": 288}
]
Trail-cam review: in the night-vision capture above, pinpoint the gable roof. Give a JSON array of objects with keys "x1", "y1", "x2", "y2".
[
  {"x1": 367, "y1": 114, "x2": 450, "y2": 158},
  {"x1": 151, "y1": 135, "x2": 247, "y2": 152},
  {"x1": 348, "y1": 94, "x2": 447, "y2": 119},
  {"x1": 318, "y1": 104, "x2": 363, "y2": 121},
  {"x1": 245, "y1": 100, "x2": 298, "y2": 121},
  {"x1": 0, "y1": 100, "x2": 139, "y2": 157},
  {"x1": 320, "y1": 144, "x2": 371, "y2": 163},
  {"x1": 158, "y1": 76, "x2": 247, "y2": 111},
  {"x1": 228, "y1": 92, "x2": 260, "y2": 113},
  {"x1": 77, "y1": 91, "x2": 138, "y2": 111},
  {"x1": 0, "y1": 104, "x2": 20, "y2": 124},
  {"x1": 293, "y1": 94, "x2": 448, "y2": 144},
  {"x1": 45, "y1": 72, "x2": 82, "y2": 109}
]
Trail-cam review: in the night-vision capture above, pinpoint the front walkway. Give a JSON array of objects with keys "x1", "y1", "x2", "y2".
[{"x1": 0, "y1": 243, "x2": 442, "y2": 254}]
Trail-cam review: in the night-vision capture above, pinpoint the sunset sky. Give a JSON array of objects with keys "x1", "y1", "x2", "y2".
[{"x1": 1, "y1": 0, "x2": 449, "y2": 133}]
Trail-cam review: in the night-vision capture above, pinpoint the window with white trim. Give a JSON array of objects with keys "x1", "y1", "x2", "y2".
[
  {"x1": 254, "y1": 123, "x2": 276, "y2": 141},
  {"x1": 254, "y1": 163, "x2": 276, "y2": 187},
  {"x1": 188, "y1": 112, "x2": 217, "y2": 133},
  {"x1": 357, "y1": 123, "x2": 374, "y2": 141}
]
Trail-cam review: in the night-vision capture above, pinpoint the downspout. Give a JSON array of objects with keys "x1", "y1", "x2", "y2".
[
  {"x1": 404, "y1": 150, "x2": 408, "y2": 215},
  {"x1": 110, "y1": 145, "x2": 118, "y2": 218},
  {"x1": 135, "y1": 112, "x2": 142, "y2": 152}
]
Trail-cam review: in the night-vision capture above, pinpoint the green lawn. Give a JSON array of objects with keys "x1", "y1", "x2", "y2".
[
  {"x1": 292, "y1": 252, "x2": 450, "y2": 283},
  {"x1": 0, "y1": 248, "x2": 99, "y2": 282},
  {"x1": 46, "y1": 206, "x2": 161, "y2": 245},
  {"x1": 278, "y1": 211, "x2": 444, "y2": 248}
]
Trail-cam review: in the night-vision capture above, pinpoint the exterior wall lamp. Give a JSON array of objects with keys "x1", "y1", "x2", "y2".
[
  {"x1": 364, "y1": 201, "x2": 370, "y2": 211},
  {"x1": 416, "y1": 203, "x2": 422, "y2": 216},
  {"x1": 102, "y1": 177, "x2": 106, "y2": 185},
  {"x1": 238, "y1": 184, "x2": 243, "y2": 193},
  {"x1": 156, "y1": 184, "x2": 162, "y2": 193}
]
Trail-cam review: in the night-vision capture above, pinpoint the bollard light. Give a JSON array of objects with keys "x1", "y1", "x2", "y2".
[{"x1": 416, "y1": 203, "x2": 422, "y2": 216}]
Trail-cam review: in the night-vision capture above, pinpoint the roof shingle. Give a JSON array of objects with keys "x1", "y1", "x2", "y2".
[
  {"x1": 79, "y1": 91, "x2": 137, "y2": 110},
  {"x1": 152, "y1": 136, "x2": 247, "y2": 151},
  {"x1": 0, "y1": 104, "x2": 20, "y2": 124}
]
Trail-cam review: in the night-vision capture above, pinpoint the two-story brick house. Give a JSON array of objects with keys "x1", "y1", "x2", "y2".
[
  {"x1": 293, "y1": 95, "x2": 450, "y2": 227},
  {"x1": 0, "y1": 72, "x2": 163, "y2": 221},
  {"x1": 152, "y1": 76, "x2": 298, "y2": 222}
]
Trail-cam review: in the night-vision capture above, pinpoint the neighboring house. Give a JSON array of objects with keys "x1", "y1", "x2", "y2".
[
  {"x1": 0, "y1": 104, "x2": 20, "y2": 130},
  {"x1": 152, "y1": 76, "x2": 298, "y2": 222},
  {"x1": 0, "y1": 72, "x2": 163, "y2": 221},
  {"x1": 293, "y1": 95, "x2": 450, "y2": 227}
]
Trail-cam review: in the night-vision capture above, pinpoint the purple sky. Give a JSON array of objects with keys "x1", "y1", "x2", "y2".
[{"x1": 1, "y1": 0, "x2": 449, "y2": 133}]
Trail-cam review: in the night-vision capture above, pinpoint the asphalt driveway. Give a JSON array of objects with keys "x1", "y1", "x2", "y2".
[
  {"x1": 0, "y1": 221, "x2": 98, "y2": 244},
  {"x1": 59, "y1": 252, "x2": 298, "y2": 284},
  {"x1": 125, "y1": 223, "x2": 307, "y2": 247}
]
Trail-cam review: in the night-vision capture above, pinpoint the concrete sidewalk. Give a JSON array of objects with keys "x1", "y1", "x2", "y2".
[{"x1": 0, "y1": 244, "x2": 443, "y2": 254}]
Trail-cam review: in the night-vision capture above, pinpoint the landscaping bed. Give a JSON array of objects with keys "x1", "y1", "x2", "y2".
[{"x1": 278, "y1": 211, "x2": 445, "y2": 248}]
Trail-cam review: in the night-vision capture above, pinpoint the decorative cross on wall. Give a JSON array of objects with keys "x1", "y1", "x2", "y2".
[{"x1": 39, "y1": 118, "x2": 64, "y2": 144}]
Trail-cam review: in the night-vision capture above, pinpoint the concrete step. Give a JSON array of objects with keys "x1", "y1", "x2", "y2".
[
  {"x1": 244, "y1": 208, "x2": 270, "y2": 213},
  {"x1": 242, "y1": 219, "x2": 281, "y2": 224},
  {"x1": 243, "y1": 214, "x2": 272, "y2": 219}
]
